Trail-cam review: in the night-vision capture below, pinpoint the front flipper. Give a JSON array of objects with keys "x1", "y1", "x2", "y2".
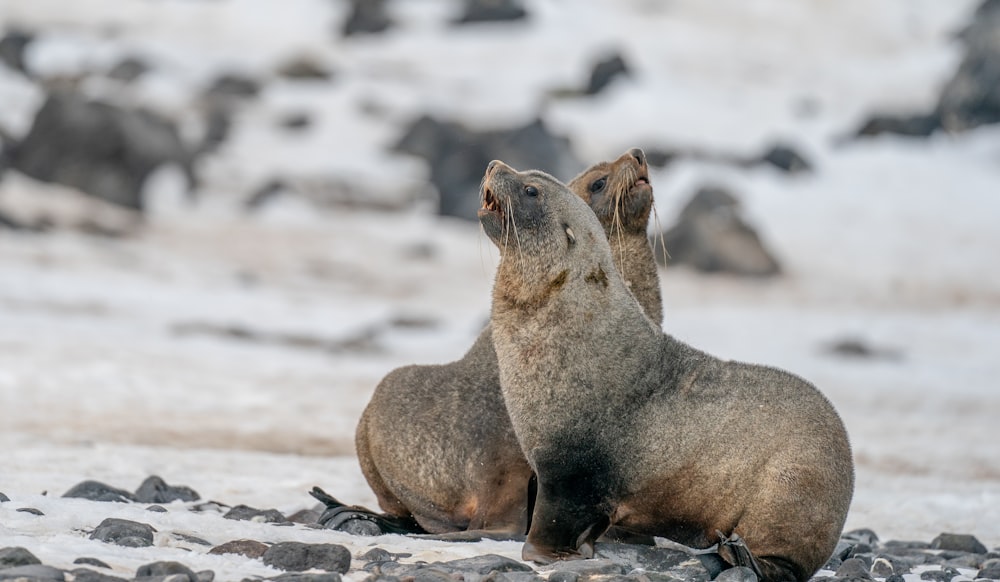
[
  {"x1": 716, "y1": 531, "x2": 764, "y2": 580},
  {"x1": 309, "y1": 486, "x2": 424, "y2": 535}
]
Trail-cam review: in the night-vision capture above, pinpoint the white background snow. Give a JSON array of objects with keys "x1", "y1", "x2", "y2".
[{"x1": 0, "y1": 0, "x2": 998, "y2": 580}]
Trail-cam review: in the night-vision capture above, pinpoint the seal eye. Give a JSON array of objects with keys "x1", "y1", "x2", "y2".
[
  {"x1": 524, "y1": 185, "x2": 538, "y2": 197},
  {"x1": 590, "y1": 177, "x2": 607, "y2": 193}
]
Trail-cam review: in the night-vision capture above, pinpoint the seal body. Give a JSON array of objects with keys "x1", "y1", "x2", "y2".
[
  {"x1": 352, "y1": 149, "x2": 663, "y2": 535},
  {"x1": 481, "y1": 161, "x2": 854, "y2": 582}
]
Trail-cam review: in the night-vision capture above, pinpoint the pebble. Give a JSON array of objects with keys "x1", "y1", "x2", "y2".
[
  {"x1": 16, "y1": 507, "x2": 44, "y2": 515},
  {"x1": 73, "y1": 557, "x2": 112, "y2": 569},
  {"x1": 209, "y1": 539, "x2": 269, "y2": 559},
  {"x1": 89, "y1": 518, "x2": 156, "y2": 547},
  {"x1": 262, "y1": 542, "x2": 351, "y2": 573}
]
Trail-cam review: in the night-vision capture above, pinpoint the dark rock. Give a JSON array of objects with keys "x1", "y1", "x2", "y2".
[
  {"x1": 854, "y1": 113, "x2": 940, "y2": 138},
  {"x1": 147, "y1": 505, "x2": 168, "y2": 513},
  {"x1": 89, "y1": 518, "x2": 156, "y2": 547},
  {"x1": 197, "y1": 104, "x2": 231, "y2": 154},
  {"x1": 835, "y1": 558, "x2": 873, "y2": 580},
  {"x1": 12, "y1": 92, "x2": 193, "y2": 211},
  {"x1": 342, "y1": 0, "x2": 392, "y2": 36},
  {"x1": 546, "y1": 572, "x2": 579, "y2": 582},
  {"x1": 945, "y1": 553, "x2": 984, "y2": 569},
  {"x1": 437, "y1": 554, "x2": 534, "y2": 575},
  {"x1": 196, "y1": 571, "x2": 214, "y2": 582},
  {"x1": 0, "y1": 492, "x2": 8, "y2": 502},
  {"x1": 63, "y1": 480, "x2": 136, "y2": 503},
  {"x1": 205, "y1": 73, "x2": 260, "y2": 100},
  {"x1": 979, "y1": 562, "x2": 1000, "y2": 579},
  {"x1": 919, "y1": 567, "x2": 960, "y2": 582},
  {"x1": 270, "y1": 574, "x2": 343, "y2": 582},
  {"x1": 136, "y1": 561, "x2": 199, "y2": 582},
  {"x1": 276, "y1": 57, "x2": 332, "y2": 81},
  {"x1": 758, "y1": 143, "x2": 812, "y2": 174},
  {"x1": 544, "y1": 559, "x2": 625, "y2": 577},
  {"x1": 209, "y1": 539, "x2": 269, "y2": 559},
  {"x1": 714, "y1": 567, "x2": 758, "y2": 582},
  {"x1": 73, "y1": 558, "x2": 111, "y2": 569},
  {"x1": 107, "y1": 57, "x2": 150, "y2": 83},
  {"x1": 393, "y1": 115, "x2": 581, "y2": 220},
  {"x1": 223, "y1": 504, "x2": 287, "y2": 523},
  {"x1": 71, "y1": 568, "x2": 129, "y2": 582},
  {"x1": 280, "y1": 113, "x2": 312, "y2": 131},
  {"x1": 359, "y1": 548, "x2": 410, "y2": 565},
  {"x1": 594, "y1": 543, "x2": 691, "y2": 572},
  {"x1": 585, "y1": 53, "x2": 630, "y2": 96},
  {"x1": 0, "y1": 564, "x2": 65, "y2": 580},
  {"x1": 885, "y1": 575, "x2": 906, "y2": 582},
  {"x1": 453, "y1": 0, "x2": 528, "y2": 24},
  {"x1": 937, "y1": 1, "x2": 1000, "y2": 132},
  {"x1": 823, "y1": 337, "x2": 902, "y2": 361},
  {"x1": 652, "y1": 185, "x2": 782, "y2": 277},
  {"x1": 262, "y1": 542, "x2": 351, "y2": 573},
  {"x1": 0, "y1": 546, "x2": 41, "y2": 568},
  {"x1": 168, "y1": 532, "x2": 212, "y2": 546},
  {"x1": 932, "y1": 533, "x2": 988, "y2": 554},
  {"x1": 482, "y1": 572, "x2": 542, "y2": 582},
  {"x1": 16, "y1": 507, "x2": 43, "y2": 515},
  {"x1": 286, "y1": 508, "x2": 321, "y2": 524},
  {"x1": 0, "y1": 29, "x2": 33, "y2": 75},
  {"x1": 883, "y1": 540, "x2": 932, "y2": 550},
  {"x1": 134, "y1": 476, "x2": 200, "y2": 504}
]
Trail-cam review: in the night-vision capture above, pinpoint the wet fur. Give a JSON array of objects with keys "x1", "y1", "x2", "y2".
[{"x1": 483, "y1": 162, "x2": 854, "y2": 582}]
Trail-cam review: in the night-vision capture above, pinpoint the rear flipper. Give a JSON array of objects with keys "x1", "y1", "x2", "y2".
[
  {"x1": 309, "y1": 486, "x2": 425, "y2": 535},
  {"x1": 714, "y1": 531, "x2": 801, "y2": 582}
]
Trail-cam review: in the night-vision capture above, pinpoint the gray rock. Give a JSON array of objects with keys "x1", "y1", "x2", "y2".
[
  {"x1": 0, "y1": 547, "x2": 41, "y2": 568},
  {"x1": 393, "y1": 115, "x2": 581, "y2": 221},
  {"x1": 653, "y1": 185, "x2": 781, "y2": 277},
  {"x1": 714, "y1": 566, "x2": 758, "y2": 582},
  {"x1": 270, "y1": 574, "x2": 343, "y2": 582},
  {"x1": 262, "y1": 542, "x2": 351, "y2": 573},
  {"x1": 452, "y1": 0, "x2": 528, "y2": 24},
  {"x1": 585, "y1": 53, "x2": 630, "y2": 96},
  {"x1": 546, "y1": 572, "x2": 580, "y2": 582},
  {"x1": 919, "y1": 567, "x2": 961, "y2": 582},
  {"x1": 0, "y1": 564, "x2": 65, "y2": 581},
  {"x1": 937, "y1": 0, "x2": 1000, "y2": 132},
  {"x1": 544, "y1": 559, "x2": 626, "y2": 577},
  {"x1": 12, "y1": 92, "x2": 194, "y2": 211},
  {"x1": 16, "y1": 507, "x2": 44, "y2": 515},
  {"x1": 932, "y1": 533, "x2": 988, "y2": 554},
  {"x1": 946, "y1": 553, "x2": 986, "y2": 569},
  {"x1": 0, "y1": 493, "x2": 8, "y2": 502},
  {"x1": 107, "y1": 57, "x2": 150, "y2": 83},
  {"x1": 482, "y1": 572, "x2": 543, "y2": 582},
  {"x1": 223, "y1": 504, "x2": 287, "y2": 523},
  {"x1": 342, "y1": 0, "x2": 392, "y2": 36},
  {"x1": 594, "y1": 544, "x2": 692, "y2": 572},
  {"x1": 437, "y1": 554, "x2": 534, "y2": 575},
  {"x1": 71, "y1": 568, "x2": 129, "y2": 582},
  {"x1": 204, "y1": 73, "x2": 260, "y2": 101},
  {"x1": 758, "y1": 143, "x2": 812, "y2": 174},
  {"x1": 134, "y1": 476, "x2": 200, "y2": 504},
  {"x1": 0, "y1": 29, "x2": 33, "y2": 75},
  {"x1": 854, "y1": 113, "x2": 940, "y2": 138},
  {"x1": 870, "y1": 557, "x2": 895, "y2": 577},
  {"x1": 136, "y1": 561, "x2": 199, "y2": 582},
  {"x1": 882, "y1": 540, "x2": 932, "y2": 550},
  {"x1": 209, "y1": 539, "x2": 269, "y2": 559},
  {"x1": 835, "y1": 558, "x2": 873, "y2": 580},
  {"x1": 979, "y1": 562, "x2": 1000, "y2": 580},
  {"x1": 73, "y1": 558, "x2": 111, "y2": 569},
  {"x1": 359, "y1": 548, "x2": 410, "y2": 566},
  {"x1": 89, "y1": 518, "x2": 156, "y2": 547},
  {"x1": 276, "y1": 57, "x2": 332, "y2": 81},
  {"x1": 63, "y1": 480, "x2": 136, "y2": 503},
  {"x1": 147, "y1": 505, "x2": 168, "y2": 513},
  {"x1": 884, "y1": 575, "x2": 906, "y2": 582}
]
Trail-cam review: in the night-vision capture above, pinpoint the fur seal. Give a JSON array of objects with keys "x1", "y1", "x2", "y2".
[
  {"x1": 480, "y1": 160, "x2": 854, "y2": 582},
  {"x1": 315, "y1": 148, "x2": 664, "y2": 536}
]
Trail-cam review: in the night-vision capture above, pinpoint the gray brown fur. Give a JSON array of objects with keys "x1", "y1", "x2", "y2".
[
  {"x1": 481, "y1": 161, "x2": 854, "y2": 582},
  {"x1": 354, "y1": 149, "x2": 664, "y2": 535}
]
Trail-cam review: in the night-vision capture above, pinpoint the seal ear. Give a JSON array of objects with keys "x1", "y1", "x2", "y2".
[{"x1": 565, "y1": 225, "x2": 576, "y2": 246}]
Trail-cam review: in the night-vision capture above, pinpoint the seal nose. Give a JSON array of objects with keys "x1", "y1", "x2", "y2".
[{"x1": 629, "y1": 147, "x2": 646, "y2": 168}]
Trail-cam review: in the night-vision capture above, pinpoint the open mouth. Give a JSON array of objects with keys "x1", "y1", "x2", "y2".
[{"x1": 480, "y1": 185, "x2": 504, "y2": 221}]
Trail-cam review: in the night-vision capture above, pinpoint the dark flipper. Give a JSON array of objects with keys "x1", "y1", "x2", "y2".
[
  {"x1": 716, "y1": 531, "x2": 764, "y2": 580},
  {"x1": 309, "y1": 486, "x2": 425, "y2": 535}
]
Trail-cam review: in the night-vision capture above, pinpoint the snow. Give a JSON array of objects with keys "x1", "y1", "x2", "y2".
[{"x1": 1, "y1": 0, "x2": 999, "y2": 579}]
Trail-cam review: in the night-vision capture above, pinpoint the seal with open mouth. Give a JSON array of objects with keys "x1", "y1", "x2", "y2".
[{"x1": 482, "y1": 160, "x2": 854, "y2": 582}]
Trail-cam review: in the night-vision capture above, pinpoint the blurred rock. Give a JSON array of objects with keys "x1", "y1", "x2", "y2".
[
  {"x1": 134, "y1": 476, "x2": 200, "y2": 504},
  {"x1": 823, "y1": 337, "x2": 902, "y2": 361},
  {"x1": 937, "y1": 0, "x2": 1000, "y2": 131},
  {"x1": 652, "y1": 186, "x2": 781, "y2": 277},
  {"x1": 931, "y1": 533, "x2": 988, "y2": 554},
  {"x1": 280, "y1": 112, "x2": 312, "y2": 131},
  {"x1": 204, "y1": 73, "x2": 260, "y2": 101},
  {"x1": 436, "y1": 555, "x2": 533, "y2": 575},
  {"x1": 210, "y1": 539, "x2": 269, "y2": 559},
  {"x1": 585, "y1": 52, "x2": 630, "y2": 96},
  {"x1": 342, "y1": 0, "x2": 392, "y2": 36},
  {"x1": 453, "y1": 0, "x2": 528, "y2": 25},
  {"x1": 107, "y1": 56, "x2": 150, "y2": 83},
  {"x1": 71, "y1": 568, "x2": 128, "y2": 582},
  {"x1": 0, "y1": 547, "x2": 41, "y2": 568},
  {"x1": 0, "y1": 564, "x2": 66, "y2": 581},
  {"x1": 63, "y1": 480, "x2": 137, "y2": 503},
  {"x1": 277, "y1": 56, "x2": 333, "y2": 81},
  {"x1": 758, "y1": 143, "x2": 812, "y2": 174},
  {"x1": 394, "y1": 115, "x2": 581, "y2": 220},
  {"x1": 16, "y1": 507, "x2": 44, "y2": 515},
  {"x1": 135, "y1": 561, "x2": 200, "y2": 582},
  {"x1": 11, "y1": 92, "x2": 194, "y2": 211},
  {"x1": 223, "y1": 504, "x2": 288, "y2": 523},
  {"x1": 73, "y1": 558, "x2": 111, "y2": 569},
  {"x1": 262, "y1": 542, "x2": 351, "y2": 573},
  {"x1": 0, "y1": 29, "x2": 33, "y2": 76},
  {"x1": 854, "y1": 113, "x2": 940, "y2": 138},
  {"x1": 90, "y1": 518, "x2": 156, "y2": 548}
]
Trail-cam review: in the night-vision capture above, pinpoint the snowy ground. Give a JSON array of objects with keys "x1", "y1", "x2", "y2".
[{"x1": 1, "y1": 0, "x2": 999, "y2": 580}]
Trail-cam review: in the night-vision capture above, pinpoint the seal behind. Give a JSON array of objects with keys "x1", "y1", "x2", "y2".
[{"x1": 481, "y1": 160, "x2": 854, "y2": 582}]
